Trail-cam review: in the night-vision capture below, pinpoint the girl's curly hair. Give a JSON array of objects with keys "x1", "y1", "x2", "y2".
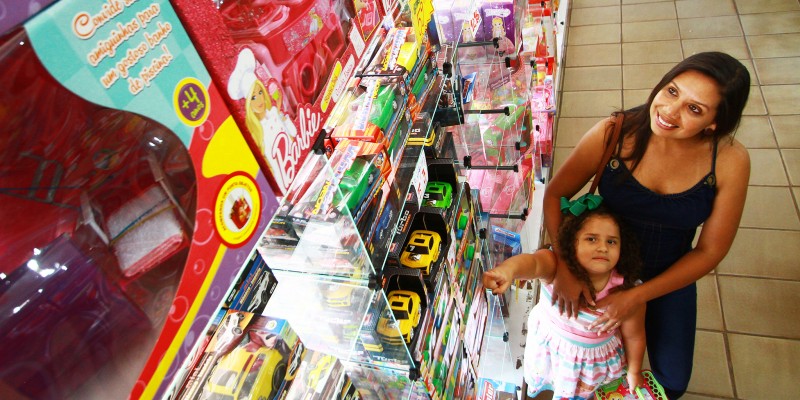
[{"x1": 556, "y1": 204, "x2": 642, "y2": 300}]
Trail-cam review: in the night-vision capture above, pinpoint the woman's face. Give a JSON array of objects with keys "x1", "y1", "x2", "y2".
[
  {"x1": 250, "y1": 84, "x2": 267, "y2": 117},
  {"x1": 649, "y1": 70, "x2": 721, "y2": 140}
]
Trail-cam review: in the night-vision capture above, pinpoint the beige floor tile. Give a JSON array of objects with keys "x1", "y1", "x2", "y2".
[
  {"x1": 622, "y1": 0, "x2": 666, "y2": 3},
  {"x1": 564, "y1": 44, "x2": 621, "y2": 67},
  {"x1": 754, "y1": 57, "x2": 800, "y2": 85},
  {"x1": 622, "y1": 20, "x2": 680, "y2": 42},
  {"x1": 676, "y1": 0, "x2": 737, "y2": 18},
  {"x1": 573, "y1": 0, "x2": 620, "y2": 8},
  {"x1": 688, "y1": 331, "x2": 734, "y2": 397},
  {"x1": 718, "y1": 228, "x2": 800, "y2": 280},
  {"x1": 794, "y1": 187, "x2": 800, "y2": 211},
  {"x1": 748, "y1": 33, "x2": 800, "y2": 58},
  {"x1": 762, "y1": 84, "x2": 800, "y2": 115},
  {"x1": 551, "y1": 147, "x2": 574, "y2": 172},
  {"x1": 771, "y1": 115, "x2": 800, "y2": 148},
  {"x1": 570, "y1": 6, "x2": 621, "y2": 26},
  {"x1": 559, "y1": 90, "x2": 622, "y2": 117},
  {"x1": 568, "y1": 24, "x2": 622, "y2": 46},
  {"x1": 740, "y1": 186, "x2": 800, "y2": 229},
  {"x1": 728, "y1": 334, "x2": 800, "y2": 398},
  {"x1": 562, "y1": 66, "x2": 622, "y2": 91},
  {"x1": 678, "y1": 15, "x2": 743, "y2": 39},
  {"x1": 748, "y1": 149, "x2": 789, "y2": 186},
  {"x1": 622, "y1": 1, "x2": 676, "y2": 22},
  {"x1": 697, "y1": 275, "x2": 724, "y2": 331},
  {"x1": 622, "y1": 40, "x2": 683, "y2": 64},
  {"x1": 734, "y1": 116, "x2": 776, "y2": 148},
  {"x1": 681, "y1": 394, "x2": 729, "y2": 400},
  {"x1": 742, "y1": 86, "x2": 767, "y2": 116},
  {"x1": 719, "y1": 276, "x2": 800, "y2": 338},
  {"x1": 681, "y1": 37, "x2": 751, "y2": 59},
  {"x1": 783, "y1": 149, "x2": 800, "y2": 186},
  {"x1": 621, "y1": 88, "x2": 650, "y2": 109},
  {"x1": 740, "y1": 11, "x2": 800, "y2": 35},
  {"x1": 622, "y1": 63, "x2": 674, "y2": 89},
  {"x1": 734, "y1": 0, "x2": 800, "y2": 14},
  {"x1": 554, "y1": 117, "x2": 598, "y2": 147}
]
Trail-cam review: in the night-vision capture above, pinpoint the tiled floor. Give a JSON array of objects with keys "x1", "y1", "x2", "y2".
[{"x1": 554, "y1": 0, "x2": 800, "y2": 398}]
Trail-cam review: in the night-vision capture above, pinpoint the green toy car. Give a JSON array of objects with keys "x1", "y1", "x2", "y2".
[
  {"x1": 337, "y1": 158, "x2": 378, "y2": 213},
  {"x1": 423, "y1": 181, "x2": 453, "y2": 208}
]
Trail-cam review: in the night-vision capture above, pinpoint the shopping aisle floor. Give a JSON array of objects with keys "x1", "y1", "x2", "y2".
[{"x1": 552, "y1": 0, "x2": 800, "y2": 398}]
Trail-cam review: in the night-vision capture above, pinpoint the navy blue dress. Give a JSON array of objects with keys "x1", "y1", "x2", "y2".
[{"x1": 598, "y1": 141, "x2": 718, "y2": 398}]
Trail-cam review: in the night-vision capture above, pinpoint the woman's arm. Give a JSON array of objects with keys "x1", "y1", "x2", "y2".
[
  {"x1": 482, "y1": 249, "x2": 558, "y2": 295},
  {"x1": 619, "y1": 303, "x2": 646, "y2": 390},
  {"x1": 545, "y1": 117, "x2": 615, "y2": 316},
  {"x1": 592, "y1": 139, "x2": 751, "y2": 330}
]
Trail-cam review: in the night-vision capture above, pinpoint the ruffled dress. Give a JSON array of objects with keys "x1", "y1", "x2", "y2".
[{"x1": 524, "y1": 270, "x2": 626, "y2": 399}]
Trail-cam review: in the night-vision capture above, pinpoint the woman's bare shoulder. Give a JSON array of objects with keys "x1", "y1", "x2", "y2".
[{"x1": 716, "y1": 137, "x2": 751, "y2": 184}]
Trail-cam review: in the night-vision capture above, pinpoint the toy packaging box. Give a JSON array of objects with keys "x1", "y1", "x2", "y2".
[
  {"x1": 595, "y1": 370, "x2": 668, "y2": 400},
  {"x1": 177, "y1": 311, "x2": 306, "y2": 400},
  {"x1": 170, "y1": 0, "x2": 389, "y2": 195},
  {"x1": 476, "y1": 378, "x2": 518, "y2": 400},
  {"x1": 0, "y1": 0, "x2": 281, "y2": 398}
]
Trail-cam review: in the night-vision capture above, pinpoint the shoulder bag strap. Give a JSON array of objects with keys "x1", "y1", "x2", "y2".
[{"x1": 589, "y1": 114, "x2": 624, "y2": 194}]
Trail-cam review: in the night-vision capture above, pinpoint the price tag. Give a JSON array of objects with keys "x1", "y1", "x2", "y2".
[{"x1": 410, "y1": 151, "x2": 428, "y2": 207}]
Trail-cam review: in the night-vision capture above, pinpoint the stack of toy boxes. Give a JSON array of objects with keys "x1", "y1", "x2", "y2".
[{"x1": 170, "y1": 0, "x2": 394, "y2": 196}]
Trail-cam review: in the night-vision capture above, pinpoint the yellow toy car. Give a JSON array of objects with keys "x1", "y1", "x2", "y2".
[
  {"x1": 400, "y1": 230, "x2": 442, "y2": 275},
  {"x1": 202, "y1": 345, "x2": 286, "y2": 400},
  {"x1": 377, "y1": 290, "x2": 422, "y2": 345}
]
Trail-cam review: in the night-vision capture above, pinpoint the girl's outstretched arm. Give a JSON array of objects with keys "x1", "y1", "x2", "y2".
[
  {"x1": 619, "y1": 303, "x2": 646, "y2": 391},
  {"x1": 481, "y1": 249, "x2": 558, "y2": 295}
]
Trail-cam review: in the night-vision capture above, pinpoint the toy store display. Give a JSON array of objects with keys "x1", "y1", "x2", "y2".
[
  {"x1": 0, "y1": 0, "x2": 282, "y2": 398},
  {"x1": 171, "y1": 0, "x2": 402, "y2": 196}
]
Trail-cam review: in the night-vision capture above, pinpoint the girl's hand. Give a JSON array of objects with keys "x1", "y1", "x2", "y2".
[
  {"x1": 627, "y1": 370, "x2": 644, "y2": 393},
  {"x1": 482, "y1": 269, "x2": 513, "y2": 295},
  {"x1": 589, "y1": 289, "x2": 640, "y2": 333},
  {"x1": 551, "y1": 258, "x2": 593, "y2": 318}
]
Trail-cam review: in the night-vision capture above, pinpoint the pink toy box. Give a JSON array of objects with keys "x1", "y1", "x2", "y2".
[{"x1": 171, "y1": 0, "x2": 392, "y2": 195}]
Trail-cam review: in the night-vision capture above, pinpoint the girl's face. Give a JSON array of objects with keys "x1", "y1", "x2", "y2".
[
  {"x1": 649, "y1": 70, "x2": 721, "y2": 140},
  {"x1": 574, "y1": 215, "x2": 621, "y2": 278},
  {"x1": 250, "y1": 84, "x2": 267, "y2": 117}
]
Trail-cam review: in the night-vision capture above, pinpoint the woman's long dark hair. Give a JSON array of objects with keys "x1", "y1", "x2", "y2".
[
  {"x1": 557, "y1": 204, "x2": 642, "y2": 300},
  {"x1": 613, "y1": 51, "x2": 751, "y2": 174}
]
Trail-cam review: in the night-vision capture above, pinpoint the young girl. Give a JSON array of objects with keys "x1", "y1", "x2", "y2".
[{"x1": 482, "y1": 194, "x2": 646, "y2": 399}]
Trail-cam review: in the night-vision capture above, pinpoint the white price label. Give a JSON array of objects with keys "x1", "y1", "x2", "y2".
[{"x1": 410, "y1": 151, "x2": 428, "y2": 207}]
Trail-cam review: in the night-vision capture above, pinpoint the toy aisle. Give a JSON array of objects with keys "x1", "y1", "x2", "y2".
[{"x1": 0, "y1": 0, "x2": 568, "y2": 398}]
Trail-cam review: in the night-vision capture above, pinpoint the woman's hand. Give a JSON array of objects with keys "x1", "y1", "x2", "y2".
[
  {"x1": 551, "y1": 258, "x2": 593, "y2": 318},
  {"x1": 482, "y1": 268, "x2": 514, "y2": 295},
  {"x1": 589, "y1": 289, "x2": 641, "y2": 333}
]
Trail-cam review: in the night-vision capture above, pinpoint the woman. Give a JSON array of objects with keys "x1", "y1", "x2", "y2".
[{"x1": 543, "y1": 52, "x2": 750, "y2": 398}]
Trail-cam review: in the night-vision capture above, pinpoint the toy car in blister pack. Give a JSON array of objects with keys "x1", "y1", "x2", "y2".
[
  {"x1": 400, "y1": 230, "x2": 442, "y2": 276},
  {"x1": 219, "y1": 0, "x2": 349, "y2": 118},
  {"x1": 329, "y1": 77, "x2": 407, "y2": 149},
  {"x1": 423, "y1": 181, "x2": 453, "y2": 208},
  {"x1": 362, "y1": 27, "x2": 420, "y2": 79},
  {"x1": 377, "y1": 290, "x2": 423, "y2": 345}
]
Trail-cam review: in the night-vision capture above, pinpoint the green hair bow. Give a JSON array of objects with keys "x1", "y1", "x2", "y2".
[{"x1": 560, "y1": 193, "x2": 603, "y2": 216}]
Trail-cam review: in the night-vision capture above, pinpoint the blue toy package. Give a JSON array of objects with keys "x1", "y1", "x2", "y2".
[
  {"x1": 595, "y1": 370, "x2": 668, "y2": 400},
  {"x1": 476, "y1": 378, "x2": 518, "y2": 399}
]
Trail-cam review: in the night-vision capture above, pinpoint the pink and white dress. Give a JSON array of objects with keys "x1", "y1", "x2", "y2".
[{"x1": 524, "y1": 270, "x2": 627, "y2": 399}]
